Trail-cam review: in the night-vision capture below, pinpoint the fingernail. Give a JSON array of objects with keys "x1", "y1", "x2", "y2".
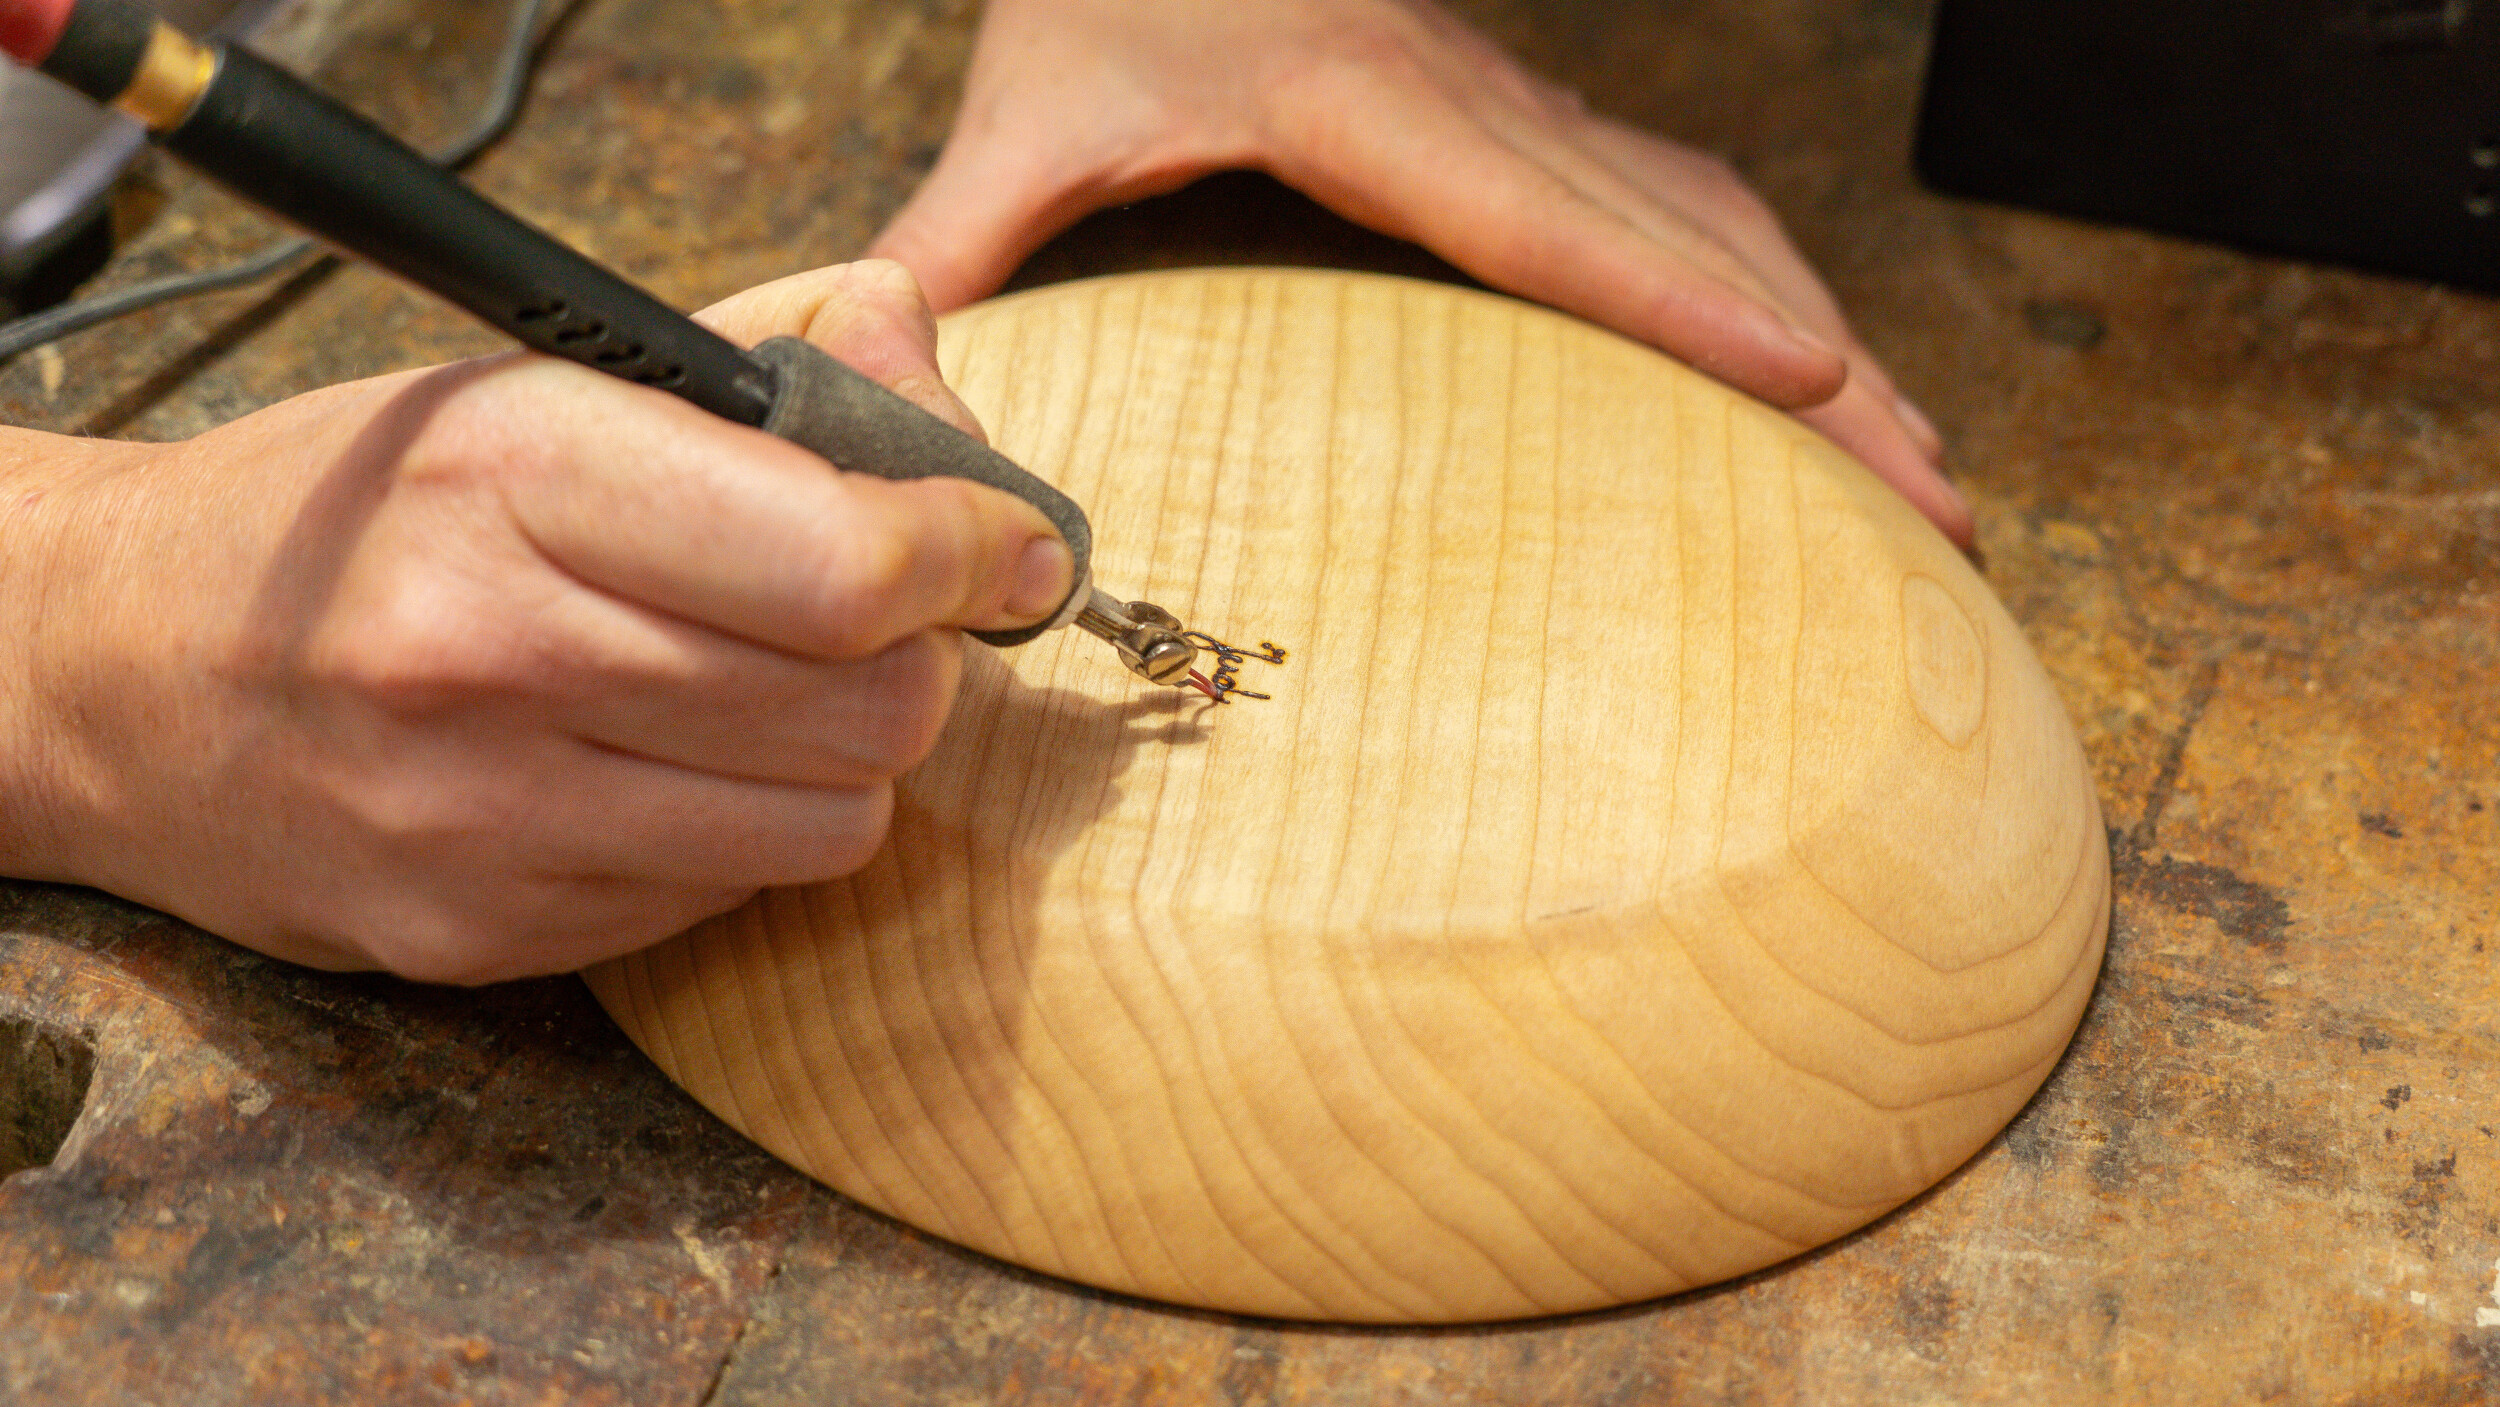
[
  {"x1": 1943, "y1": 480, "x2": 1975, "y2": 531},
  {"x1": 1924, "y1": 474, "x2": 1976, "y2": 553},
  {"x1": 1772, "y1": 311, "x2": 1838, "y2": 363},
  {"x1": 1940, "y1": 492, "x2": 1980, "y2": 564},
  {"x1": 1751, "y1": 312, "x2": 1845, "y2": 401},
  {"x1": 1006, "y1": 535, "x2": 1074, "y2": 622},
  {"x1": 1894, "y1": 394, "x2": 1946, "y2": 461}
]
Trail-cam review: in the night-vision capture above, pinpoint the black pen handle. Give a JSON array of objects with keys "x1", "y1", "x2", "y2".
[
  {"x1": 17, "y1": 0, "x2": 1098, "y2": 642},
  {"x1": 159, "y1": 42, "x2": 1092, "y2": 640},
  {"x1": 165, "y1": 42, "x2": 779, "y2": 425}
]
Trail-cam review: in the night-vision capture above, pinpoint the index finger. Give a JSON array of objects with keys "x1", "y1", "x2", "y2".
[
  {"x1": 694, "y1": 259, "x2": 989, "y2": 440},
  {"x1": 488, "y1": 363, "x2": 1073, "y2": 658},
  {"x1": 1264, "y1": 65, "x2": 1848, "y2": 410}
]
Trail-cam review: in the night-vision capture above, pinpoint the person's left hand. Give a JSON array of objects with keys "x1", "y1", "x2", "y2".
[{"x1": 866, "y1": 0, "x2": 1969, "y2": 544}]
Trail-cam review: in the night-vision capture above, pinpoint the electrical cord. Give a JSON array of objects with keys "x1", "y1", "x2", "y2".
[{"x1": 0, "y1": 0, "x2": 553, "y2": 362}]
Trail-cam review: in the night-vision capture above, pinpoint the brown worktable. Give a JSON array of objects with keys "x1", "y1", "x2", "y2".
[{"x1": 3, "y1": 0, "x2": 2496, "y2": 1400}]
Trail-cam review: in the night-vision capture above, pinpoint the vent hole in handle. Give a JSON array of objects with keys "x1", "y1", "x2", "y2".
[
  {"x1": 515, "y1": 299, "x2": 568, "y2": 323},
  {"x1": 553, "y1": 320, "x2": 609, "y2": 347},
  {"x1": 593, "y1": 342, "x2": 646, "y2": 366}
]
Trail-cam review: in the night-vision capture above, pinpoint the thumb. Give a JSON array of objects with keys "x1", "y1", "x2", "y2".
[{"x1": 688, "y1": 263, "x2": 1078, "y2": 632}]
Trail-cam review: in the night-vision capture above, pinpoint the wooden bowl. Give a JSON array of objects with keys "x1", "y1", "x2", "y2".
[{"x1": 584, "y1": 269, "x2": 2108, "y2": 1323}]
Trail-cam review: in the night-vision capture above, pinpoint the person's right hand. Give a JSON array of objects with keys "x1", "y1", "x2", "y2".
[{"x1": 0, "y1": 259, "x2": 1071, "y2": 984}]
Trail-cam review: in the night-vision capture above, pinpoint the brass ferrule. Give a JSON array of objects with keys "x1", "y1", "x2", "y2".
[{"x1": 114, "y1": 21, "x2": 215, "y2": 131}]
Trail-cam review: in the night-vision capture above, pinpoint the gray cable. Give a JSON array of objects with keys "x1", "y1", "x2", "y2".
[{"x1": 0, "y1": 0, "x2": 554, "y2": 362}]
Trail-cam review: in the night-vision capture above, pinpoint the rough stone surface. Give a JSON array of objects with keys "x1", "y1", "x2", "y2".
[{"x1": 3, "y1": 0, "x2": 2497, "y2": 1401}]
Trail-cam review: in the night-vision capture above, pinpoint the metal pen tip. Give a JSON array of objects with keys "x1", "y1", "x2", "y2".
[{"x1": 1073, "y1": 587, "x2": 1202, "y2": 688}]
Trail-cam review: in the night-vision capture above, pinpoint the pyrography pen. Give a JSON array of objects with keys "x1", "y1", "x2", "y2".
[{"x1": 0, "y1": 0, "x2": 1214, "y2": 694}]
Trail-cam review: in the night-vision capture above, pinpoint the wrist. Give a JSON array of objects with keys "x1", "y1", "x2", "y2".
[{"x1": 0, "y1": 427, "x2": 151, "y2": 883}]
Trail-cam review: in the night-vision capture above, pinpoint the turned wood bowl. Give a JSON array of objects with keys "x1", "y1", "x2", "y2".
[{"x1": 584, "y1": 268, "x2": 2108, "y2": 1323}]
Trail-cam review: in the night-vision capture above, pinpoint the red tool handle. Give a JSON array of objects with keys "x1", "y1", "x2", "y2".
[{"x1": 0, "y1": 0, "x2": 76, "y2": 65}]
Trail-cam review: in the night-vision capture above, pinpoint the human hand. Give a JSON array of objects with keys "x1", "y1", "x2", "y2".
[
  {"x1": 0, "y1": 260, "x2": 1072, "y2": 983},
  {"x1": 867, "y1": 0, "x2": 1970, "y2": 544}
]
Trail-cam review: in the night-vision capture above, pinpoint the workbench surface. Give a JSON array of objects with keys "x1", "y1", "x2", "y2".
[{"x1": 2, "y1": 0, "x2": 2494, "y2": 1402}]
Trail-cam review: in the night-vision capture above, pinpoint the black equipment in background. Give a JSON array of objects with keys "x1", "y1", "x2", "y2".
[{"x1": 1915, "y1": 0, "x2": 2500, "y2": 291}]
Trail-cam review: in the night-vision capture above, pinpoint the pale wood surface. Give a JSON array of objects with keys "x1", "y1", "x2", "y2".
[{"x1": 584, "y1": 268, "x2": 2107, "y2": 1323}]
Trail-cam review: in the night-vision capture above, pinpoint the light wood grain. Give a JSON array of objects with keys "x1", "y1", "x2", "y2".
[{"x1": 583, "y1": 269, "x2": 2108, "y2": 1323}]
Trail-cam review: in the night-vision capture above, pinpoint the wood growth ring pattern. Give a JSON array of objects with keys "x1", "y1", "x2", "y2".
[{"x1": 585, "y1": 269, "x2": 2109, "y2": 1323}]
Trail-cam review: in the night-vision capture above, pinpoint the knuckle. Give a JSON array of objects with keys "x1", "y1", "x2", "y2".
[
  {"x1": 803, "y1": 480, "x2": 993, "y2": 656},
  {"x1": 359, "y1": 876, "x2": 662, "y2": 986},
  {"x1": 343, "y1": 766, "x2": 505, "y2": 853},
  {"x1": 846, "y1": 256, "x2": 928, "y2": 307},
  {"x1": 1481, "y1": 211, "x2": 1574, "y2": 280},
  {"x1": 351, "y1": 901, "x2": 511, "y2": 986},
  {"x1": 1682, "y1": 148, "x2": 1741, "y2": 186},
  {"x1": 374, "y1": 934, "x2": 503, "y2": 987},
  {"x1": 1314, "y1": 21, "x2": 1433, "y2": 80},
  {"x1": 1683, "y1": 151, "x2": 1779, "y2": 221},
  {"x1": 1260, "y1": 25, "x2": 1429, "y2": 119},
  {"x1": 1537, "y1": 79, "x2": 1588, "y2": 119},
  {"x1": 804, "y1": 524, "x2": 920, "y2": 657},
  {"x1": 831, "y1": 632, "x2": 962, "y2": 776},
  {"x1": 799, "y1": 784, "x2": 897, "y2": 881},
  {"x1": 804, "y1": 261, "x2": 940, "y2": 358},
  {"x1": 603, "y1": 886, "x2": 756, "y2": 957},
  {"x1": 310, "y1": 574, "x2": 533, "y2": 711}
]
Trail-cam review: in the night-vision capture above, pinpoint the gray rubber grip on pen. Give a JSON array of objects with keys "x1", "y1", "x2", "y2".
[{"x1": 750, "y1": 335, "x2": 1091, "y2": 648}]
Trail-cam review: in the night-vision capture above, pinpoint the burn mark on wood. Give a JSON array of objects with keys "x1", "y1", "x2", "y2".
[{"x1": 1181, "y1": 632, "x2": 1287, "y2": 704}]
